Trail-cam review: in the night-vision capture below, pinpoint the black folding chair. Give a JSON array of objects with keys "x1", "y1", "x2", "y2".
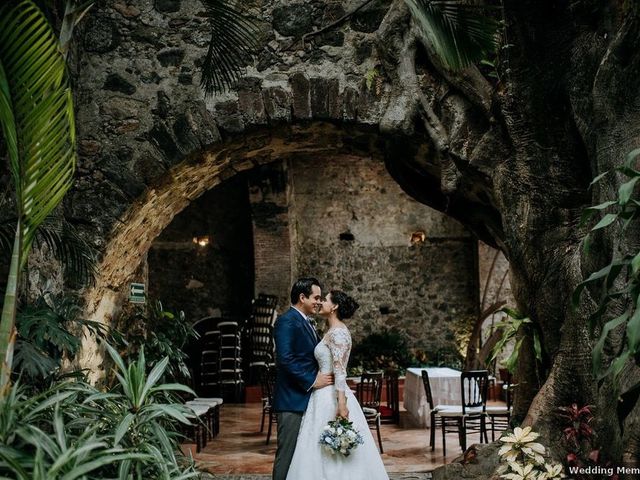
[{"x1": 357, "y1": 371, "x2": 384, "y2": 453}]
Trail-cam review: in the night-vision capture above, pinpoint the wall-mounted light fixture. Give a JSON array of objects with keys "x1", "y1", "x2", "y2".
[
  {"x1": 410, "y1": 231, "x2": 426, "y2": 244},
  {"x1": 192, "y1": 235, "x2": 210, "y2": 247}
]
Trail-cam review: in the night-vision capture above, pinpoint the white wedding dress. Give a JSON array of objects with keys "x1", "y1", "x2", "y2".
[{"x1": 286, "y1": 326, "x2": 389, "y2": 480}]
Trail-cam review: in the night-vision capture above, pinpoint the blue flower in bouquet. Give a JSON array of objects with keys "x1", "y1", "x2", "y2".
[{"x1": 319, "y1": 417, "x2": 364, "y2": 457}]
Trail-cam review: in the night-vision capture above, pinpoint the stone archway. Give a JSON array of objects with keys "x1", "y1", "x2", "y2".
[
  {"x1": 78, "y1": 122, "x2": 390, "y2": 379},
  {"x1": 72, "y1": 0, "x2": 495, "y2": 382}
]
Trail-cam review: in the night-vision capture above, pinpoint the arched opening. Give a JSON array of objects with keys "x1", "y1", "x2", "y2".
[
  {"x1": 148, "y1": 174, "x2": 255, "y2": 322},
  {"x1": 77, "y1": 121, "x2": 508, "y2": 474}
]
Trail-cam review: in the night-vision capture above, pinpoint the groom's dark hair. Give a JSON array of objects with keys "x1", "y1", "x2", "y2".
[{"x1": 290, "y1": 277, "x2": 322, "y2": 304}]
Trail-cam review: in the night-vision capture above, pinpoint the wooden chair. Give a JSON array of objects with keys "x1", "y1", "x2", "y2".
[
  {"x1": 218, "y1": 321, "x2": 245, "y2": 402},
  {"x1": 357, "y1": 371, "x2": 384, "y2": 453},
  {"x1": 427, "y1": 370, "x2": 489, "y2": 456},
  {"x1": 420, "y1": 370, "x2": 463, "y2": 452},
  {"x1": 459, "y1": 370, "x2": 489, "y2": 449},
  {"x1": 259, "y1": 364, "x2": 277, "y2": 445},
  {"x1": 380, "y1": 369, "x2": 400, "y2": 424},
  {"x1": 247, "y1": 324, "x2": 275, "y2": 384},
  {"x1": 486, "y1": 376, "x2": 515, "y2": 440}
]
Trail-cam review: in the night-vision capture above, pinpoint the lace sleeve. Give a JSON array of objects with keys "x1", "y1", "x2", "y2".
[{"x1": 326, "y1": 327, "x2": 352, "y2": 392}]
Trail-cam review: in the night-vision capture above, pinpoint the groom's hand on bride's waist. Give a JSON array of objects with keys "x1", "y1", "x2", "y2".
[{"x1": 312, "y1": 373, "x2": 334, "y2": 389}]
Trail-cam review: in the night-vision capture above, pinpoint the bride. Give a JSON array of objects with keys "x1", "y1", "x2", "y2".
[{"x1": 286, "y1": 290, "x2": 389, "y2": 480}]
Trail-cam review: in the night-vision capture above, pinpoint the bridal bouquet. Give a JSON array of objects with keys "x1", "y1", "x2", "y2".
[{"x1": 319, "y1": 417, "x2": 364, "y2": 457}]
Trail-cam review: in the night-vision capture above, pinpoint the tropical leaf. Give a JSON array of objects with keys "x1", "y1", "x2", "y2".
[
  {"x1": 17, "y1": 303, "x2": 81, "y2": 357},
  {"x1": 592, "y1": 311, "x2": 629, "y2": 376},
  {"x1": 199, "y1": 0, "x2": 261, "y2": 95},
  {"x1": 589, "y1": 169, "x2": 610, "y2": 187},
  {"x1": 0, "y1": 0, "x2": 76, "y2": 256},
  {"x1": 32, "y1": 217, "x2": 97, "y2": 287},
  {"x1": 404, "y1": 0, "x2": 500, "y2": 70},
  {"x1": 12, "y1": 340, "x2": 59, "y2": 379},
  {"x1": 0, "y1": 0, "x2": 77, "y2": 388},
  {"x1": 11, "y1": 294, "x2": 117, "y2": 384},
  {"x1": 0, "y1": 220, "x2": 14, "y2": 256},
  {"x1": 0, "y1": 216, "x2": 96, "y2": 288},
  {"x1": 0, "y1": 368, "x2": 198, "y2": 477},
  {"x1": 619, "y1": 174, "x2": 640, "y2": 203}
]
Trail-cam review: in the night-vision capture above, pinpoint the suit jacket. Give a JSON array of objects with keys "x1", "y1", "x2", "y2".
[{"x1": 272, "y1": 307, "x2": 320, "y2": 412}]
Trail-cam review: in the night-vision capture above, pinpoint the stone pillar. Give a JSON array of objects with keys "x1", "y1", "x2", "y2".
[{"x1": 248, "y1": 161, "x2": 293, "y2": 311}]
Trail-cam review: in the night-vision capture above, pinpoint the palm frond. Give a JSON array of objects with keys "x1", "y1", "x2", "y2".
[
  {"x1": 33, "y1": 218, "x2": 97, "y2": 288},
  {"x1": 0, "y1": 219, "x2": 16, "y2": 255},
  {"x1": 199, "y1": 0, "x2": 261, "y2": 96},
  {"x1": 0, "y1": 0, "x2": 76, "y2": 386},
  {"x1": 0, "y1": 0, "x2": 77, "y2": 260},
  {"x1": 404, "y1": 0, "x2": 500, "y2": 70},
  {"x1": 1, "y1": 217, "x2": 97, "y2": 288}
]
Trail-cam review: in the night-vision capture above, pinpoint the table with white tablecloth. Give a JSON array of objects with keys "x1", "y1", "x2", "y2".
[{"x1": 403, "y1": 367, "x2": 461, "y2": 428}]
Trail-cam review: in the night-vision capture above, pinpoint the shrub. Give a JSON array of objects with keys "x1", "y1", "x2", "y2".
[
  {"x1": 0, "y1": 344, "x2": 202, "y2": 479},
  {"x1": 350, "y1": 328, "x2": 415, "y2": 374}
]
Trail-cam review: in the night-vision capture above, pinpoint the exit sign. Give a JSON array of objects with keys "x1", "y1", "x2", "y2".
[{"x1": 129, "y1": 283, "x2": 146, "y2": 304}]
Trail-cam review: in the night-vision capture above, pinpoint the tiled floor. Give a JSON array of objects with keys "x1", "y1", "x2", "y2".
[{"x1": 182, "y1": 402, "x2": 505, "y2": 475}]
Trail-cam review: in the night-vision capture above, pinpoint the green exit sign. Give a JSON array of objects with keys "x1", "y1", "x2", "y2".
[{"x1": 129, "y1": 283, "x2": 146, "y2": 304}]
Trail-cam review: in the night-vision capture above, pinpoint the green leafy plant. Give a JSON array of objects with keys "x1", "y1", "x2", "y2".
[
  {"x1": 0, "y1": 381, "x2": 147, "y2": 480},
  {"x1": 488, "y1": 308, "x2": 542, "y2": 374},
  {"x1": 0, "y1": 214, "x2": 97, "y2": 289},
  {"x1": 433, "y1": 346, "x2": 464, "y2": 369},
  {"x1": 0, "y1": 0, "x2": 77, "y2": 389},
  {"x1": 575, "y1": 148, "x2": 640, "y2": 425},
  {"x1": 365, "y1": 66, "x2": 385, "y2": 95},
  {"x1": 117, "y1": 300, "x2": 198, "y2": 383},
  {"x1": 350, "y1": 328, "x2": 414, "y2": 374},
  {"x1": 99, "y1": 343, "x2": 199, "y2": 478},
  {"x1": 13, "y1": 293, "x2": 116, "y2": 385},
  {"x1": 404, "y1": 0, "x2": 500, "y2": 70},
  {"x1": 0, "y1": 346, "x2": 201, "y2": 479}
]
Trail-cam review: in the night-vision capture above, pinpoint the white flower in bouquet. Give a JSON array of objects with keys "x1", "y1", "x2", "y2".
[{"x1": 319, "y1": 418, "x2": 364, "y2": 457}]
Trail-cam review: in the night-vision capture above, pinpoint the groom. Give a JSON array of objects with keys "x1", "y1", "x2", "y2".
[{"x1": 272, "y1": 277, "x2": 334, "y2": 480}]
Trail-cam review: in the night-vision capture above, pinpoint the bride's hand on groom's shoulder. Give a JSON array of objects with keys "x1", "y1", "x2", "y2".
[{"x1": 313, "y1": 372, "x2": 334, "y2": 389}]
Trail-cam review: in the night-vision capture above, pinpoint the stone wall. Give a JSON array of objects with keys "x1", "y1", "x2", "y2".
[
  {"x1": 248, "y1": 161, "x2": 293, "y2": 309},
  {"x1": 68, "y1": 0, "x2": 495, "y2": 377},
  {"x1": 71, "y1": 0, "x2": 402, "y2": 310},
  {"x1": 290, "y1": 153, "x2": 479, "y2": 352},
  {"x1": 142, "y1": 151, "x2": 479, "y2": 357}
]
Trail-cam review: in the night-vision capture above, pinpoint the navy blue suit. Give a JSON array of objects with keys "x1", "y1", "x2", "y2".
[{"x1": 273, "y1": 307, "x2": 319, "y2": 412}]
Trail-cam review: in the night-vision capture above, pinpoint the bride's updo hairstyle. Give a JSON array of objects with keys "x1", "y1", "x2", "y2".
[{"x1": 330, "y1": 290, "x2": 360, "y2": 320}]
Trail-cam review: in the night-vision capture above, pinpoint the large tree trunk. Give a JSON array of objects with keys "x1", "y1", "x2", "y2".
[{"x1": 375, "y1": 0, "x2": 640, "y2": 474}]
